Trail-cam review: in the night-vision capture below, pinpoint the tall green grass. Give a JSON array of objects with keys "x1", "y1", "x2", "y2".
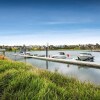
[{"x1": 0, "y1": 60, "x2": 100, "y2": 100}]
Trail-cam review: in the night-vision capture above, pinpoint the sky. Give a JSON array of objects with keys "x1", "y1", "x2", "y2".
[{"x1": 0, "y1": 0, "x2": 100, "y2": 46}]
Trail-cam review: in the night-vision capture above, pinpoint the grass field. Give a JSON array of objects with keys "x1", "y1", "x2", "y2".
[{"x1": 0, "y1": 59, "x2": 100, "y2": 100}]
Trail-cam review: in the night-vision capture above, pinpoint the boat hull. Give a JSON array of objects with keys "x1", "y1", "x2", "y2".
[
  {"x1": 52, "y1": 55, "x2": 66, "y2": 59},
  {"x1": 77, "y1": 56, "x2": 94, "y2": 61}
]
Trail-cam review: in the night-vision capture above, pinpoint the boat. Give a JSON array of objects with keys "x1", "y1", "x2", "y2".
[
  {"x1": 38, "y1": 55, "x2": 45, "y2": 57},
  {"x1": 19, "y1": 51, "x2": 33, "y2": 58},
  {"x1": 77, "y1": 53, "x2": 94, "y2": 61},
  {"x1": 51, "y1": 52, "x2": 66, "y2": 59}
]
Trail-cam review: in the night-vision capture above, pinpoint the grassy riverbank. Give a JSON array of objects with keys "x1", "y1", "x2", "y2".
[{"x1": 0, "y1": 59, "x2": 100, "y2": 100}]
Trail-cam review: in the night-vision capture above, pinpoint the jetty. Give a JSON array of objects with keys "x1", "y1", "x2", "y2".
[
  {"x1": 0, "y1": 49, "x2": 6, "y2": 56},
  {"x1": 0, "y1": 49, "x2": 6, "y2": 52},
  {"x1": 13, "y1": 54, "x2": 100, "y2": 68}
]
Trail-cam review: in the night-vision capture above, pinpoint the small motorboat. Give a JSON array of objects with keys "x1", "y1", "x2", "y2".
[
  {"x1": 77, "y1": 53, "x2": 94, "y2": 61},
  {"x1": 19, "y1": 52, "x2": 33, "y2": 58},
  {"x1": 51, "y1": 52, "x2": 66, "y2": 59},
  {"x1": 38, "y1": 55, "x2": 45, "y2": 57}
]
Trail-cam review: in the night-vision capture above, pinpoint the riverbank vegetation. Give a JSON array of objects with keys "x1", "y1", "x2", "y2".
[
  {"x1": 1, "y1": 43, "x2": 100, "y2": 51},
  {"x1": 0, "y1": 59, "x2": 100, "y2": 100}
]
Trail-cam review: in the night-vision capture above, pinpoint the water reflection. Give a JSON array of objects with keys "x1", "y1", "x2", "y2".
[
  {"x1": 24, "y1": 57, "x2": 27, "y2": 64},
  {"x1": 54, "y1": 67, "x2": 59, "y2": 72},
  {"x1": 67, "y1": 64, "x2": 70, "y2": 68},
  {"x1": 46, "y1": 61, "x2": 48, "y2": 69},
  {"x1": 14, "y1": 55, "x2": 16, "y2": 61}
]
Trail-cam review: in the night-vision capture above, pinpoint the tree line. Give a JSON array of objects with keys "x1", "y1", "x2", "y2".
[{"x1": 0, "y1": 43, "x2": 100, "y2": 51}]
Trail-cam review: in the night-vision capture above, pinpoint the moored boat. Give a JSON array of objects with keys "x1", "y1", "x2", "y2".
[
  {"x1": 19, "y1": 52, "x2": 33, "y2": 58},
  {"x1": 77, "y1": 53, "x2": 94, "y2": 61},
  {"x1": 51, "y1": 52, "x2": 66, "y2": 59}
]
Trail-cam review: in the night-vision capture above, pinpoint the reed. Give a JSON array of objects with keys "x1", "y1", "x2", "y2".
[{"x1": 0, "y1": 60, "x2": 100, "y2": 100}]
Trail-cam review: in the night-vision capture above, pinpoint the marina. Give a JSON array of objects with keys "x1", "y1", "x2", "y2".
[
  {"x1": 13, "y1": 53, "x2": 100, "y2": 68},
  {"x1": 0, "y1": 0, "x2": 100, "y2": 99},
  {"x1": 6, "y1": 50, "x2": 100, "y2": 85},
  {"x1": 5, "y1": 50, "x2": 100, "y2": 85},
  {"x1": 0, "y1": 49, "x2": 6, "y2": 55}
]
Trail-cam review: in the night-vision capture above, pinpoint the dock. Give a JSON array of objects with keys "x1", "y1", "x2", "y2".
[
  {"x1": 13, "y1": 54, "x2": 100, "y2": 68},
  {"x1": 0, "y1": 49, "x2": 6, "y2": 56},
  {"x1": 0, "y1": 49, "x2": 6, "y2": 52}
]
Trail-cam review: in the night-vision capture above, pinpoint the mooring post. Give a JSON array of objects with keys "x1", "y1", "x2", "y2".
[
  {"x1": 3, "y1": 51, "x2": 5, "y2": 56},
  {"x1": 46, "y1": 44, "x2": 48, "y2": 57},
  {"x1": 2, "y1": 50, "x2": 5, "y2": 60}
]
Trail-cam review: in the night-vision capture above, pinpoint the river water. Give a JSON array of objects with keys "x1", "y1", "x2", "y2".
[{"x1": 5, "y1": 50, "x2": 100, "y2": 85}]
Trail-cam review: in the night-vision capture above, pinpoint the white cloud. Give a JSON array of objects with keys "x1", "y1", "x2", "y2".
[{"x1": 0, "y1": 29, "x2": 100, "y2": 46}]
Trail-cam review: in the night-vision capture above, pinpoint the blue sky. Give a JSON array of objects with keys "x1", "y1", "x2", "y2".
[{"x1": 0, "y1": 0, "x2": 100, "y2": 45}]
